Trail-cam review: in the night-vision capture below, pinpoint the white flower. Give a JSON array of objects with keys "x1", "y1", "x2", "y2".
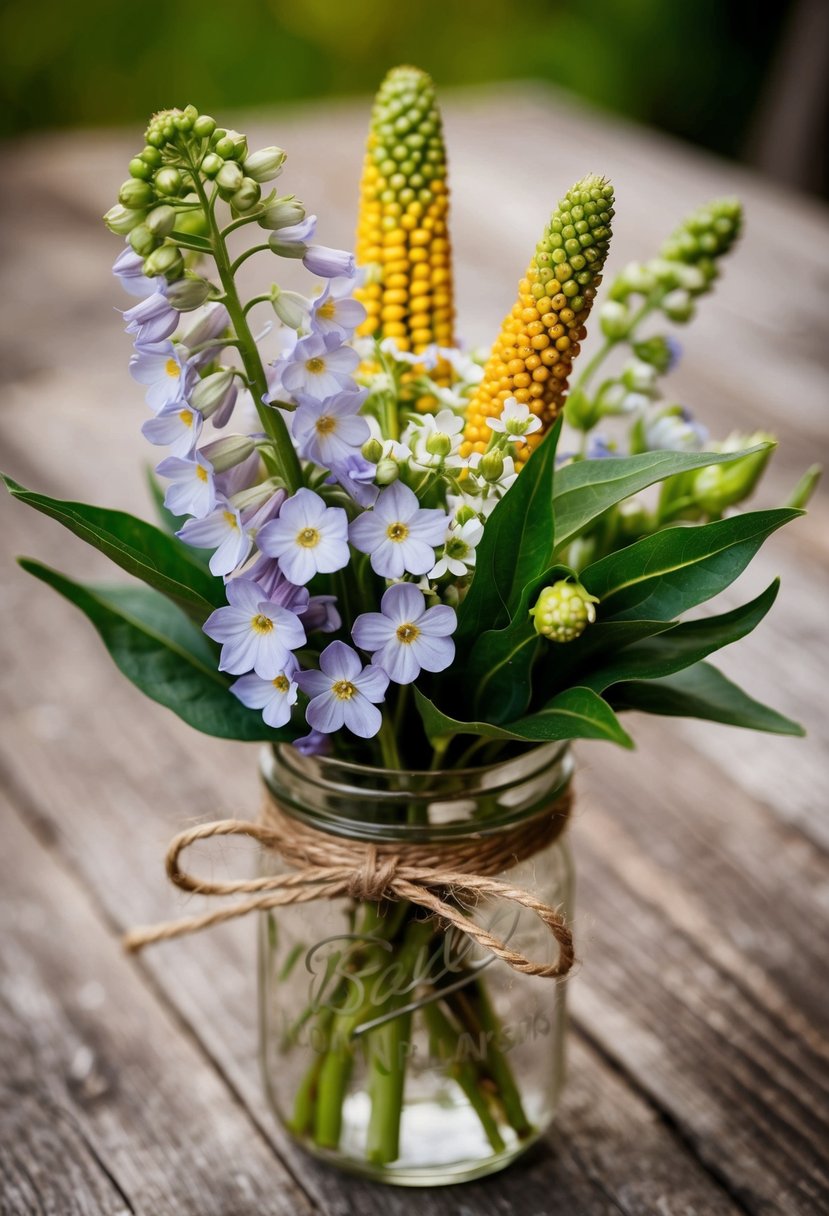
[
  {"x1": 429, "y1": 518, "x2": 484, "y2": 579},
  {"x1": 486, "y1": 396, "x2": 542, "y2": 440},
  {"x1": 257, "y1": 488, "x2": 349, "y2": 586},
  {"x1": 404, "y1": 409, "x2": 465, "y2": 469}
]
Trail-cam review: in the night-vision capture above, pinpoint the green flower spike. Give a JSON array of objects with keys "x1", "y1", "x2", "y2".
[{"x1": 531, "y1": 580, "x2": 599, "y2": 643}]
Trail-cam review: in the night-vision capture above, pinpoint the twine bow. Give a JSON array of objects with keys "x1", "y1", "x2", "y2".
[{"x1": 124, "y1": 790, "x2": 575, "y2": 979}]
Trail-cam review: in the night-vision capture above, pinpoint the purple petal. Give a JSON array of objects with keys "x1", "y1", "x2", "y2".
[
  {"x1": 342, "y1": 695, "x2": 383, "y2": 738},
  {"x1": 381, "y1": 581, "x2": 426, "y2": 625}
]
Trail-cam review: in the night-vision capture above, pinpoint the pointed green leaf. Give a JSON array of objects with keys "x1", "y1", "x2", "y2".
[
  {"x1": 414, "y1": 686, "x2": 633, "y2": 748},
  {"x1": 4, "y1": 475, "x2": 223, "y2": 621},
  {"x1": 553, "y1": 445, "x2": 771, "y2": 551},
  {"x1": 607, "y1": 661, "x2": 804, "y2": 735},
  {"x1": 580, "y1": 509, "x2": 800, "y2": 621},
  {"x1": 19, "y1": 559, "x2": 290, "y2": 742},
  {"x1": 582, "y1": 580, "x2": 780, "y2": 691},
  {"x1": 455, "y1": 420, "x2": 561, "y2": 647}
]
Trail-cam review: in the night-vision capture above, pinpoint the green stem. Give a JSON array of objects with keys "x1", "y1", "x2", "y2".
[
  {"x1": 186, "y1": 165, "x2": 302, "y2": 491},
  {"x1": 421, "y1": 1001, "x2": 506, "y2": 1154},
  {"x1": 377, "y1": 716, "x2": 403, "y2": 769},
  {"x1": 448, "y1": 982, "x2": 533, "y2": 1139}
]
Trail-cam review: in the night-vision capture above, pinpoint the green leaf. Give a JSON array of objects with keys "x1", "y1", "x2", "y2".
[
  {"x1": 552, "y1": 445, "x2": 771, "y2": 551},
  {"x1": 4, "y1": 475, "x2": 223, "y2": 621},
  {"x1": 580, "y1": 508, "x2": 800, "y2": 621},
  {"x1": 19, "y1": 559, "x2": 290, "y2": 742},
  {"x1": 455, "y1": 419, "x2": 562, "y2": 647},
  {"x1": 414, "y1": 686, "x2": 634, "y2": 748},
  {"x1": 607, "y1": 661, "x2": 805, "y2": 736},
  {"x1": 582, "y1": 580, "x2": 780, "y2": 691},
  {"x1": 533, "y1": 617, "x2": 676, "y2": 697}
]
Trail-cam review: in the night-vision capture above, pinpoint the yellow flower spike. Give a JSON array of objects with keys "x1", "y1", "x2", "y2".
[
  {"x1": 462, "y1": 175, "x2": 615, "y2": 469},
  {"x1": 355, "y1": 66, "x2": 455, "y2": 376}
]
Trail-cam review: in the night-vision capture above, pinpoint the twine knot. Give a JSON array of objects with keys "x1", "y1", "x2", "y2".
[{"x1": 347, "y1": 844, "x2": 400, "y2": 902}]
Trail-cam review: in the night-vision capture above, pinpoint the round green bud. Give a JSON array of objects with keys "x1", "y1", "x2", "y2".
[
  {"x1": 258, "y1": 197, "x2": 306, "y2": 231},
  {"x1": 119, "y1": 178, "x2": 154, "y2": 209},
  {"x1": 128, "y1": 223, "x2": 158, "y2": 256},
  {"x1": 129, "y1": 157, "x2": 153, "y2": 181},
  {"x1": 375, "y1": 458, "x2": 400, "y2": 485},
  {"x1": 155, "y1": 167, "x2": 183, "y2": 197},
  {"x1": 143, "y1": 245, "x2": 184, "y2": 280},
  {"x1": 662, "y1": 289, "x2": 694, "y2": 323},
  {"x1": 564, "y1": 385, "x2": 600, "y2": 432},
  {"x1": 425, "y1": 431, "x2": 452, "y2": 458},
  {"x1": 202, "y1": 434, "x2": 255, "y2": 473},
  {"x1": 530, "y1": 581, "x2": 599, "y2": 643},
  {"x1": 632, "y1": 335, "x2": 675, "y2": 373},
  {"x1": 479, "y1": 450, "x2": 504, "y2": 483},
  {"x1": 103, "y1": 204, "x2": 146, "y2": 235},
  {"x1": 145, "y1": 204, "x2": 176, "y2": 238},
  {"x1": 141, "y1": 146, "x2": 163, "y2": 167},
  {"x1": 270, "y1": 286, "x2": 308, "y2": 329},
  {"x1": 201, "y1": 153, "x2": 224, "y2": 179},
  {"x1": 193, "y1": 115, "x2": 216, "y2": 138},
  {"x1": 216, "y1": 161, "x2": 244, "y2": 195},
  {"x1": 174, "y1": 205, "x2": 209, "y2": 237},
  {"x1": 361, "y1": 438, "x2": 384, "y2": 464},
  {"x1": 244, "y1": 146, "x2": 287, "y2": 183},
  {"x1": 599, "y1": 300, "x2": 630, "y2": 341},
  {"x1": 166, "y1": 275, "x2": 212, "y2": 311},
  {"x1": 230, "y1": 177, "x2": 261, "y2": 213},
  {"x1": 213, "y1": 136, "x2": 235, "y2": 159}
]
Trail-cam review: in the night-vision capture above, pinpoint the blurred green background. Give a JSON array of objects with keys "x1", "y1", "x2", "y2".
[{"x1": 1, "y1": 0, "x2": 819, "y2": 190}]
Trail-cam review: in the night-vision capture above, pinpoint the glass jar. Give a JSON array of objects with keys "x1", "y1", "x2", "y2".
[{"x1": 258, "y1": 741, "x2": 574, "y2": 1187}]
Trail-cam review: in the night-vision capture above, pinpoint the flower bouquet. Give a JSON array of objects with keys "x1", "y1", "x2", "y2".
[{"x1": 7, "y1": 67, "x2": 813, "y2": 1186}]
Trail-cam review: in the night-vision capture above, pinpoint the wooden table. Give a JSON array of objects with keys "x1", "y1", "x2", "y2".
[{"x1": 1, "y1": 84, "x2": 827, "y2": 1215}]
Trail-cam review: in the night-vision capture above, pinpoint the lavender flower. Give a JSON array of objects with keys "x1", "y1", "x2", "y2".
[
  {"x1": 113, "y1": 246, "x2": 156, "y2": 298},
  {"x1": 311, "y1": 278, "x2": 367, "y2": 341},
  {"x1": 303, "y1": 245, "x2": 357, "y2": 280},
  {"x1": 177, "y1": 503, "x2": 251, "y2": 577},
  {"x1": 141, "y1": 400, "x2": 202, "y2": 457},
  {"x1": 292, "y1": 391, "x2": 370, "y2": 469},
  {"x1": 123, "y1": 292, "x2": 178, "y2": 344},
  {"x1": 203, "y1": 578, "x2": 306, "y2": 678},
  {"x1": 352, "y1": 583, "x2": 456, "y2": 685},
  {"x1": 296, "y1": 641, "x2": 388, "y2": 738},
  {"x1": 349, "y1": 482, "x2": 448, "y2": 578},
  {"x1": 258, "y1": 488, "x2": 349, "y2": 585},
  {"x1": 230, "y1": 659, "x2": 299, "y2": 729},
  {"x1": 130, "y1": 341, "x2": 195, "y2": 412},
  {"x1": 156, "y1": 452, "x2": 217, "y2": 518},
  {"x1": 281, "y1": 333, "x2": 360, "y2": 402},
  {"x1": 302, "y1": 595, "x2": 341, "y2": 634}
]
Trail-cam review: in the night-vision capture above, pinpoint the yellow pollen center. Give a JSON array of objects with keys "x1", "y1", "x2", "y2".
[
  {"x1": 296, "y1": 527, "x2": 321, "y2": 548},
  {"x1": 251, "y1": 614, "x2": 274, "y2": 635},
  {"x1": 223, "y1": 511, "x2": 238, "y2": 530},
  {"x1": 395, "y1": 622, "x2": 420, "y2": 645},
  {"x1": 195, "y1": 466, "x2": 208, "y2": 482},
  {"x1": 165, "y1": 358, "x2": 180, "y2": 378},
  {"x1": 317, "y1": 301, "x2": 336, "y2": 320},
  {"x1": 386, "y1": 521, "x2": 409, "y2": 542},
  {"x1": 315, "y1": 415, "x2": 336, "y2": 435},
  {"x1": 273, "y1": 674, "x2": 290, "y2": 693},
  {"x1": 332, "y1": 679, "x2": 357, "y2": 701},
  {"x1": 178, "y1": 409, "x2": 193, "y2": 427},
  {"x1": 305, "y1": 357, "x2": 325, "y2": 374}
]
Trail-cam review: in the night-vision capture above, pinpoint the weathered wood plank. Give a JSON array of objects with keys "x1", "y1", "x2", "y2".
[{"x1": 0, "y1": 794, "x2": 317, "y2": 1216}]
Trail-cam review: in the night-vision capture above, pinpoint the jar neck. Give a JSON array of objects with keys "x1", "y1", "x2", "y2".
[{"x1": 260, "y1": 742, "x2": 573, "y2": 843}]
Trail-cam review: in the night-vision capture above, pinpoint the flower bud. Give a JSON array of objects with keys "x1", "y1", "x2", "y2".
[
  {"x1": 244, "y1": 146, "x2": 287, "y2": 183},
  {"x1": 622, "y1": 358, "x2": 658, "y2": 393},
  {"x1": 455, "y1": 505, "x2": 479, "y2": 526},
  {"x1": 564, "y1": 385, "x2": 599, "y2": 431},
  {"x1": 216, "y1": 161, "x2": 244, "y2": 195},
  {"x1": 217, "y1": 129, "x2": 248, "y2": 160},
  {"x1": 103, "y1": 204, "x2": 146, "y2": 235},
  {"x1": 375, "y1": 458, "x2": 400, "y2": 485},
  {"x1": 200, "y1": 434, "x2": 255, "y2": 473},
  {"x1": 258, "y1": 197, "x2": 306, "y2": 231},
  {"x1": 119, "y1": 178, "x2": 154, "y2": 209},
  {"x1": 129, "y1": 156, "x2": 153, "y2": 181},
  {"x1": 479, "y1": 450, "x2": 504, "y2": 482},
  {"x1": 173, "y1": 203, "x2": 209, "y2": 237},
  {"x1": 141, "y1": 146, "x2": 162, "y2": 167},
  {"x1": 425, "y1": 431, "x2": 452, "y2": 458},
  {"x1": 692, "y1": 434, "x2": 775, "y2": 515},
  {"x1": 599, "y1": 300, "x2": 630, "y2": 340},
  {"x1": 128, "y1": 223, "x2": 158, "y2": 257},
  {"x1": 192, "y1": 369, "x2": 238, "y2": 420},
  {"x1": 662, "y1": 289, "x2": 694, "y2": 322},
  {"x1": 632, "y1": 334, "x2": 678, "y2": 373},
  {"x1": 201, "y1": 152, "x2": 224, "y2": 179},
  {"x1": 530, "y1": 581, "x2": 599, "y2": 643},
  {"x1": 155, "y1": 167, "x2": 183, "y2": 197},
  {"x1": 193, "y1": 114, "x2": 216, "y2": 138},
  {"x1": 270, "y1": 286, "x2": 308, "y2": 330},
  {"x1": 230, "y1": 177, "x2": 262, "y2": 213},
  {"x1": 145, "y1": 204, "x2": 176, "y2": 238},
  {"x1": 143, "y1": 245, "x2": 184, "y2": 280},
  {"x1": 166, "y1": 275, "x2": 212, "y2": 311},
  {"x1": 361, "y1": 437, "x2": 384, "y2": 463},
  {"x1": 303, "y1": 245, "x2": 356, "y2": 279}
]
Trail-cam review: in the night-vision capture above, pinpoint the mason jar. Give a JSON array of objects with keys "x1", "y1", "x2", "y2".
[{"x1": 258, "y1": 741, "x2": 574, "y2": 1187}]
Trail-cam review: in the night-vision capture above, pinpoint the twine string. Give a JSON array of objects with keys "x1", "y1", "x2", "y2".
[{"x1": 124, "y1": 789, "x2": 575, "y2": 979}]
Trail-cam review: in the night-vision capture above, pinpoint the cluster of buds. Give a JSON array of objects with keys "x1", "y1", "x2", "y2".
[{"x1": 530, "y1": 581, "x2": 599, "y2": 643}]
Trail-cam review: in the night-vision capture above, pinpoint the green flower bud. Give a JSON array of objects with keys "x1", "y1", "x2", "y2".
[
  {"x1": 479, "y1": 450, "x2": 504, "y2": 482},
  {"x1": 143, "y1": 245, "x2": 184, "y2": 280},
  {"x1": 128, "y1": 157, "x2": 153, "y2": 181},
  {"x1": 155, "y1": 167, "x2": 183, "y2": 196},
  {"x1": 202, "y1": 434, "x2": 255, "y2": 473},
  {"x1": 128, "y1": 223, "x2": 158, "y2": 256},
  {"x1": 193, "y1": 115, "x2": 216, "y2": 139},
  {"x1": 425, "y1": 431, "x2": 452, "y2": 457},
  {"x1": 103, "y1": 204, "x2": 146, "y2": 235},
  {"x1": 244, "y1": 146, "x2": 287, "y2": 183},
  {"x1": 216, "y1": 161, "x2": 244, "y2": 195},
  {"x1": 632, "y1": 334, "x2": 676, "y2": 373},
  {"x1": 141, "y1": 146, "x2": 163, "y2": 167},
  {"x1": 119, "y1": 178, "x2": 154, "y2": 209},
  {"x1": 192, "y1": 369, "x2": 236, "y2": 417},
  {"x1": 564, "y1": 385, "x2": 600, "y2": 432},
  {"x1": 660, "y1": 198, "x2": 742, "y2": 267},
  {"x1": 455, "y1": 504, "x2": 478, "y2": 526},
  {"x1": 214, "y1": 129, "x2": 247, "y2": 160},
  {"x1": 361, "y1": 437, "x2": 384, "y2": 463},
  {"x1": 230, "y1": 176, "x2": 262, "y2": 213},
  {"x1": 259, "y1": 196, "x2": 306, "y2": 231},
  {"x1": 599, "y1": 300, "x2": 631, "y2": 340},
  {"x1": 375, "y1": 458, "x2": 400, "y2": 484},
  {"x1": 166, "y1": 275, "x2": 212, "y2": 311},
  {"x1": 174, "y1": 203, "x2": 209, "y2": 237},
  {"x1": 270, "y1": 286, "x2": 308, "y2": 329},
  {"x1": 530, "y1": 581, "x2": 599, "y2": 643},
  {"x1": 201, "y1": 152, "x2": 224, "y2": 179},
  {"x1": 692, "y1": 433, "x2": 775, "y2": 515},
  {"x1": 269, "y1": 232, "x2": 306, "y2": 258},
  {"x1": 662, "y1": 289, "x2": 694, "y2": 322},
  {"x1": 145, "y1": 204, "x2": 176, "y2": 237}
]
